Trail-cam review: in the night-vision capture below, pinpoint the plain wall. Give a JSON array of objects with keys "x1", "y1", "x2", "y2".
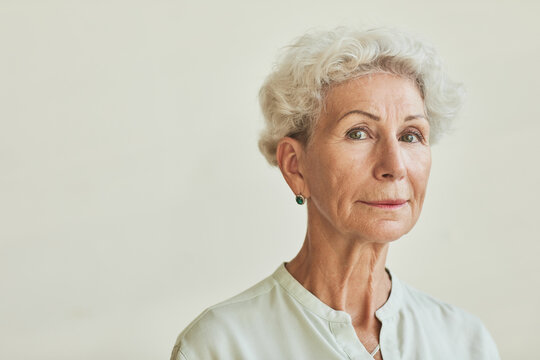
[{"x1": 1, "y1": 0, "x2": 538, "y2": 359}]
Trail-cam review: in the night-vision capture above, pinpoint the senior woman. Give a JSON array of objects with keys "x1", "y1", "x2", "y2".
[{"x1": 171, "y1": 27, "x2": 500, "y2": 360}]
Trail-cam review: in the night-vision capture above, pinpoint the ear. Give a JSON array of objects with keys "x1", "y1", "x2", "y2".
[{"x1": 276, "y1": 137, "x2": 311, "y2": 199}]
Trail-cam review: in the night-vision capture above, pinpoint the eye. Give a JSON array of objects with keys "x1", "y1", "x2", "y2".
[
  {"x1": 400, "y1": 131, "x2": 423, "y2": 143},
  {"x1": 346, "y1": 128, "x2": 368, "y2": 140}
]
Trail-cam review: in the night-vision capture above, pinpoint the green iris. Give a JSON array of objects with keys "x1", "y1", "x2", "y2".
[
  {"x1": 401, "y1": 133, "x2": 418, "y2": 143},
  {"x1": 347, "y1": 130, "x2": 367, "y2": 140}
]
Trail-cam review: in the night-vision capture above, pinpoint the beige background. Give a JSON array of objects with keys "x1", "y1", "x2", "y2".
[{"x1": 1, "y1": 0, "x2": 538, "y2": 359}]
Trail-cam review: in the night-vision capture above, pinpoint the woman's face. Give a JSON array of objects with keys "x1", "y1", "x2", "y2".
[{"x1": 301, "y1": 73, "x2": 431, "y2": 243}]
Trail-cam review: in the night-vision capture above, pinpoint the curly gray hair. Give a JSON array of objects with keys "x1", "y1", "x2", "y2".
[{"x1": 258, "y1": 26, "x2": 465, "y2": 166}]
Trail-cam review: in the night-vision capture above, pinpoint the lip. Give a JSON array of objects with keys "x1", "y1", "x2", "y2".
[{"x1": 360, "y1": 199, "x2": 408, "y2": 209}]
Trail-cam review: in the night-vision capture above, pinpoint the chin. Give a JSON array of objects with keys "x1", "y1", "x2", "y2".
[
  {"x1": 353, "y1": 220, "x2": 412, "y2": 243},
  {"x1": 374, "y1": 232, "x2": 405, "y2": 243}
]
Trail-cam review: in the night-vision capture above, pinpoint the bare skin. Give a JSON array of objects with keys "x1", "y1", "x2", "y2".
[{"x1": 276, "y1": 73, "x2": 432, "y2": 359}]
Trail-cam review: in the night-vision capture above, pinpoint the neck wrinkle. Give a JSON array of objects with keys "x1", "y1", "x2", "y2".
[{"x1": 285, "y1": 211, "x2": 392, "y2": 327}]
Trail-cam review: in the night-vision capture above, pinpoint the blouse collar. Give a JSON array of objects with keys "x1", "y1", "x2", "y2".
[{"x1": 272, "y1": 261, "x2": 403, "y2": 323}]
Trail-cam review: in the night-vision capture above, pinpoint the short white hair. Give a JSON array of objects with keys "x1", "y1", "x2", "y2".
[{"x1": 258, "y1": 26, "x2": 465, "y2": 166}]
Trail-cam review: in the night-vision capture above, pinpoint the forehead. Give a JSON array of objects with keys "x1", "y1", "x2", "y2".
[{"x1": 323, "y1": 73, "x2": 425, "y2": 118}]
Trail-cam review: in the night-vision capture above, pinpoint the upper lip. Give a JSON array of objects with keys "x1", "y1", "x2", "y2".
[{"x1": 361, "y1": 199, "x2": 408, "y2": 205}]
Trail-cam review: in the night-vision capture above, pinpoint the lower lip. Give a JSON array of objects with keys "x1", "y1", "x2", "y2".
[{"x1": 360, "y1": 202, "x2": 407, "y2": 209}]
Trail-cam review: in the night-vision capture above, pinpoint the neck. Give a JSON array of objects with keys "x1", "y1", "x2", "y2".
[{"x1": 285, "y1": 209, "x2": 392, "y2": 330}]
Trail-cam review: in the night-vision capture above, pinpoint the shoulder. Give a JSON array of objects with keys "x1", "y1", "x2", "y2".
[
  {"x1": 179, "y1": 274, "x2": 279, "y2": 336},
  {"x1": 397, "y1": 279, "x2": 500, "y2": 359},
  {"x1": 171, "y1": 274, "x2": 280, "y2": 360},
  {"x1": 400, "y1": 279, "x2": 482, "y2": 327}
]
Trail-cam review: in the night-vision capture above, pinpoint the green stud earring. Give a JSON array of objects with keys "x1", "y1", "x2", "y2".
[{"x1": 295, "y1": 194, "x2": 306, "y2": 205}]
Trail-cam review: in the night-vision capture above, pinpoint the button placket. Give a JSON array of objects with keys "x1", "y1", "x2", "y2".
[{"x1": 330, "y1": 321, "x2": 377, "y2": 360}]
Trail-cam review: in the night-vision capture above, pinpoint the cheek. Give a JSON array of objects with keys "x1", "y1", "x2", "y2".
[
  {"x1": 406, "y1": 149, "x2": 431, "y2": 200},
  {"x1": 307, "y1": 151, "x2": 340, "y2": 196},
  {"x1": 306, "y1": 144, "x2": 361, "y2": 200}
]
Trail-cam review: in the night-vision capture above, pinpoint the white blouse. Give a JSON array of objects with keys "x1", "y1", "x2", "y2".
[{"x1": 171, "y1": 262, "x2": 500, "y2": 360}]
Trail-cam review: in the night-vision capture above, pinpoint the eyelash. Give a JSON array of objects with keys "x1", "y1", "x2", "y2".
[{"x1": 345, "y1": 127, "x2": 425, "y2": 143}]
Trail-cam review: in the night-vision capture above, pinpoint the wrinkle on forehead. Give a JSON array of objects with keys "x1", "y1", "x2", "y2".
[{"x1": 320, "y1": 73, "x2": 425, "y2": 128}]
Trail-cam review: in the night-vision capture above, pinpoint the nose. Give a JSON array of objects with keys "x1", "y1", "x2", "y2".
[{"x1": 373, "y1": 138, "x2": 407, "y2": 181}]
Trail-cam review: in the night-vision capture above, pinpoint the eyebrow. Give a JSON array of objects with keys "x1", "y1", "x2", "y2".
[{"x1": 337, "y1": 109, "x2": 426, "y2": 122}]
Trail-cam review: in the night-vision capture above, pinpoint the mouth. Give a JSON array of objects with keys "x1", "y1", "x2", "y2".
[{"x1": 359, "y1": 199, "x2": 408, "y2": 209}]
